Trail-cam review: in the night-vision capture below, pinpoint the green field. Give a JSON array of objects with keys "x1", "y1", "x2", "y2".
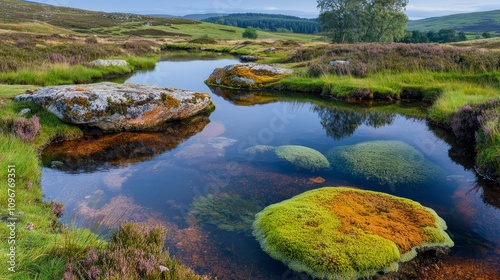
[{"x1": 407, "y1": 9, "x2": 500, "y2": 33}]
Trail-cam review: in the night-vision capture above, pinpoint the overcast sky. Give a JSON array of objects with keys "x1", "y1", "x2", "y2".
[{"x1": 31, "y1": 0, "x2": 500, "y2": 19}]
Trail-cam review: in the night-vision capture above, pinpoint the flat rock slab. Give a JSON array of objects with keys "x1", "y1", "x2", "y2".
[
  {"x1": 206, "y1": 63, "x2": 293, "y2": 89},
  {"x1": 90, "y1": 59, "x2": 128, "y2": 67},
  {"x1": 15, "y1": 82, "x2": 213, "y2": 131}
]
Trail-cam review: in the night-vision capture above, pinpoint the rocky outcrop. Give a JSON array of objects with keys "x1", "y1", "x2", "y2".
[
  {"x1": 206, "y1": 64, "x2": 293, "y2": 89},
  {"x1": 89, "y1": 59, "x2": 128, "y2": 67},
  {"x1": 15, "y1": 82, "x2": 213, "y2": 131}
]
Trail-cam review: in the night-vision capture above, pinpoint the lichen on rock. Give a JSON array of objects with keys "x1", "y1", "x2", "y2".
[
  {"x1": 206, "y1": 63, "x2": 293, "y2": 89},
  {"x1": 252, "y1": 187, "x2": 454, "y2": 280},
  {"x1": 327, "y1": 140, "x2": 441, "y2": 189},
  {"x1": 14, "y1": 82, "x2": 213, "y2": 131}
]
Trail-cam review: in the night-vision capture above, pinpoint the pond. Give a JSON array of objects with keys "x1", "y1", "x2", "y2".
[{"x1": 41, "y1": 52, "x2": 500, "y2": 279}]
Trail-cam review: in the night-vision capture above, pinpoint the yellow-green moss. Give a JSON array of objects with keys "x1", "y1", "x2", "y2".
[
  {"x1": 252, "y1": 187, "x2": 454, "y2": 280},
  {"x1": 161, "y1": 93, "x2": 181, "y2": 108}
]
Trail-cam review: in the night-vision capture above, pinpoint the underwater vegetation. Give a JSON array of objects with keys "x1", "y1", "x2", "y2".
[
  {"x1": 252, "y1": 187, "x2": 454, "y2": 280},
  {"x1": 245, "y1": 145, "x2": 330, "y2": 172},
  {"x1": 190, "y1": 194, "x2": 263, "y2": 235},
  {"x1": 327, "y1": 140, "x2": 441, "y2": 189}
]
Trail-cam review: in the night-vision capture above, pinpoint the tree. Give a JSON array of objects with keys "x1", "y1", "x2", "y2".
[
  {"x1": 318, "y1": 0, "x2": 363, "y2": 43},
  {"x1": 482, "y1": 32, "x2": 493, "y2": 38},
  {"x1": 242, "y1": 26, "x2": 258, "y2": 39},
  {"x1": 362, "y1": 0, "x2": 408, "y2": 42},
  {"x1": 317, "y1": 0, "x2": 408, "y2": 43}
]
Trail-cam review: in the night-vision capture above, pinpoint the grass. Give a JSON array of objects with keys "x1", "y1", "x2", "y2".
[
  {"x1": 406, "y1": 9, "x2": 500, "y2": 33},
  {"x1": 0, "y1": 89, "x2": 206, "y2": 278},
  {"x1": 0, "y1": 55, "x2": 159, "y2": 86},
  {"x1": 91, "y1": 21, "x2": 321, "y2": 41}
]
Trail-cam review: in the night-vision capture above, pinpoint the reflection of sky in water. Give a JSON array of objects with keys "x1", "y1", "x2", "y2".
[{"x1": 41, "y1": 56, "x2": 500, "y2": 279}]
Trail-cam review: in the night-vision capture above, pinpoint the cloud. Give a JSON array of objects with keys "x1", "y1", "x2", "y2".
[{"x1": 263, "y1": 7, "x2": 279, "y2": 11}]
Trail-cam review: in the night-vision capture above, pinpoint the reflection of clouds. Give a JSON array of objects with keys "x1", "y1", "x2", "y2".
[
  {"x1": 174, "y1": 137, "x2": 237, "y2": 159},
  {"x1": 77, "y1": 195, "x2": 164, "y2": 228},
  {"x1": 103, "y1": 167, "x2": 135, "y2": 191}
]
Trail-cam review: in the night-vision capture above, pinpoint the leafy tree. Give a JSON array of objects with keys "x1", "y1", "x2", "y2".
[
  {"x1": 318, "y1": 0, "x2": 363, "y2": 43},
  {"x1": 317, "y1": 0, "x2": 408, "y2": 43},
  {"x1": 482, "y1": 32, "x2": 493, "y2": 38},
  {"x1": 362, "y1": 0, "x2": 408, "y2": 42},
  {"x1": 242, "y1": 26, "x2": 258, "y2": 39}
]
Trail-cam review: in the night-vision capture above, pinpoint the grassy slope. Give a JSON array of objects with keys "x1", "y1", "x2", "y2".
[{"x1": 407, "y1": 9, "x2": 500, "y2": 33}]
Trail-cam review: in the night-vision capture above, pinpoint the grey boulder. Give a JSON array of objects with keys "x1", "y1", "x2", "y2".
[{"x1": 14, "y1": 82, "x2": 213, "y2": 131}]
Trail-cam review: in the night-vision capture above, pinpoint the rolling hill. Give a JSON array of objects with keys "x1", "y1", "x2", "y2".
[{"x1": 407, "y1": 10, "x2": 500, "y2": 33}]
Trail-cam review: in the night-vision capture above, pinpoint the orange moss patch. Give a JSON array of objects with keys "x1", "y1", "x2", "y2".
[
  {"x1": 330, "y1": 191, "x2": 437, "y2": 253},
  {"x1": 75, "y1": 87, "x2": 85, "y2": 92}
]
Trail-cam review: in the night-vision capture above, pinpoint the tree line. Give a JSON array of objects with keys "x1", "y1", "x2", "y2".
[
  {"x1": 203, "y1": 13, "x2": 322, "y2": 34},
  {"x1": 399, "y1": 29, "x2": 468, "y2": 43}
]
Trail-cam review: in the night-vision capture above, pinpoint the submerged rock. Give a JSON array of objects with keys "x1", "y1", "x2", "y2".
[
  {"x1": 275, "y1": 145, "x2": 330, "y2": 172},
  {"x1": 206, "y1": 63, "x2": 293, "y2": 89},
  {"x1": 15, "y1": 82, "x2": 213, "y2": 131},
  {"x1": 327, "y1": 140, "x2": 441, "y2": 189},
  {"x1": 252, "y1": 187, "x2": 454, "y2": 280}
]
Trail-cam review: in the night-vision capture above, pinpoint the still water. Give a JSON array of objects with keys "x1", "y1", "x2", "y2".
[{"x1": 41, "y1": 52, "x2": 499, "y2": 279}]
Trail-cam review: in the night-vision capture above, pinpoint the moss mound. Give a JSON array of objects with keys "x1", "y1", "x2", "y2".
[
  {"x1": 190, "y1": 194, "x2": 263, "y2": 234},
  {"x1": 327, "y1": 141, "x2": 440, "y2": 188},
  {"x1": 244, "y1": 145, "x2": 275, "y2": 155},
  {"x1": 275, "y1": 145, "x2": 330, "y2": 172},
  {"x1": 252, "y1": 187, "x2": 454, "y2": 280}
]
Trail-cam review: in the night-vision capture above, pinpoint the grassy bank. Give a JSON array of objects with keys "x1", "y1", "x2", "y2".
[
  {"x1": 0, "y1": 86, "x2": 206, "y2": 279},
  {"x1": 266, "y1": 42, "x2": 500, "y2": 181}
]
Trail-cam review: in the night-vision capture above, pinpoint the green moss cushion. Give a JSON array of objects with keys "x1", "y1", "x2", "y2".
[
  {"x1": 252, "y1": 187, "x2": 453, "y2": 280},
  {"x1": 327, "y1": 141, "x2": 440, "y2": 187},
  {"x1": 275, "y1": 145, "x2": 330, "y2": 172}
]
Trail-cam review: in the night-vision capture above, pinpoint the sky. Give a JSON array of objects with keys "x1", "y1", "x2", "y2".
[{"x1": 30, "y1": 0, "x2": 500, "y2": 20}]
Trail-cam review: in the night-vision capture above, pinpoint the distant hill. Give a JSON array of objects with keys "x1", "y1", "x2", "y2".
[
  {"x1": 1, "y1": 0, "x2": 196, "y2": 30},
  {"x1": 203, "y1": 13, "x2": 321, "y2": 34},
  {"x1": 407, "y1": 10, "x2": 500, "y2": 33},
  {"x1": 183, "y1": 13, "x2": 229, "y2": 21}
]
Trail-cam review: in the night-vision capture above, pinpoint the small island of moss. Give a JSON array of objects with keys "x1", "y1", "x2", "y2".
[{"x1": 252, "y1": 187, "x2": 454, "y2": 280}]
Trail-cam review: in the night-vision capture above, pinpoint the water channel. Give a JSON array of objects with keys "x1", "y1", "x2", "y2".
[{"x1": 41, "y1": 52, "x2": 499, "y2": 279}]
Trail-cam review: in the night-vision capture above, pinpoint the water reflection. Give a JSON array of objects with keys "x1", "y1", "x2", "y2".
[
  {"x1": 40, "y1": 54, "x2": 500, "y2": 280},
  {"x1": 313, "y1": 105, "x2": 395, "y2": 140},
  {"x1": 42, "y1": 114, "x2": 211, "y2": 173},
  {"x1": 209, "y1": 86, "x2": 279, "y2": 106}
]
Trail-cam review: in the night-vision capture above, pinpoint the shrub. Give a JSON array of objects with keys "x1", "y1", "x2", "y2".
[
  {"x1": 242, "y1": 26, "x2": 258, "y2": 39},
  {"x1": 63, "y1": 222, "x2": 206, "y2": 280},
  {"x1": 13, "y1": 116, "x2": 41, "y2": 142},
  {"x1": 51, "y1": 200, "x2": 65, "y2": 218}
]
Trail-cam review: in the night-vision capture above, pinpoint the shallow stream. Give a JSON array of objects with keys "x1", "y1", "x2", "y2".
[{"x1": 41, "y1": 52, "x2": 499, "y2": 279}]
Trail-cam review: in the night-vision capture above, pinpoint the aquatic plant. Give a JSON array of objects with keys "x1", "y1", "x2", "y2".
[
  {"x1": 190, "y1": 194, "x2": 263, "y2": 234},
  {"x1": 244, "y1": 145, "x2": 275, "y2": 155},
  {"x1": 274, "y1": 145, "x2": 330, "y2": 172},
  {"x1": 252, "y1": 187, "x2": 454, "y2": 280},
  {"x1": 327, "y1": 141, "x2": 441, "y2": 188}
]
